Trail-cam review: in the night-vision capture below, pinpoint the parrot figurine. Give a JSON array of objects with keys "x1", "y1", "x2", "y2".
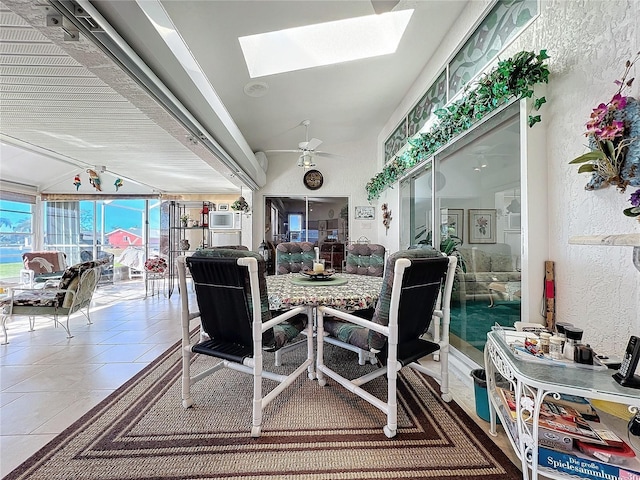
[
  {"x1": 73, "y1": 174, "x2": 81, "y2": 191},
  {"x1": 114, "y1": 178, "x2": 123, "y2": 192},
  {"x1": 86, "y1": 169, "x2": 102, "y2": 191}
]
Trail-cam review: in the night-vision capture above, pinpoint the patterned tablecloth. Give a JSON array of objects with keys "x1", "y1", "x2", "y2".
[{"x1": 267, "y1": 273, "x2": 382, "y2": 311}]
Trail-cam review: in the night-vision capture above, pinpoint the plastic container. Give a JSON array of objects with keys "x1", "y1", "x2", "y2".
[
  {"x1": 471, "y1": 369, "x2": 501, "y2": 424},
  {"x1": 549, "y1": 336, "x2": 564, "y2": 359},
  {"x1": 540, "y1": 332, "x2": 552, "y2": 354}
]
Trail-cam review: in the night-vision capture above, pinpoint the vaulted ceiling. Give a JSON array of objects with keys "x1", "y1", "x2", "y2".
[{"x1": 0, "y1": 0, "x2": 468, "y2": 196}]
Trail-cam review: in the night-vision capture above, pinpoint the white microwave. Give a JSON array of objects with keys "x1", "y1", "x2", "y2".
[{"x1": 209, "y1": 211, "x2": 241, "y2": 230}]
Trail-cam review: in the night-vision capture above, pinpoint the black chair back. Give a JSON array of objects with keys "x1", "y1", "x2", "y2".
[
  {"x1": 396, "y1": 256, "x2": 449, "y2": 345},
  {"x1": 186, "y1": 251, "x2": 275, "y2": 358}
]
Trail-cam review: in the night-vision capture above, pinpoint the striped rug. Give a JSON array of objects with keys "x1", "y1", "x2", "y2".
[{"x1": 6, "y1": 339, "x2": 521, "y2": 479}]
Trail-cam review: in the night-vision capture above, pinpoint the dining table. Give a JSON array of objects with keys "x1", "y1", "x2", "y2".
[{"x1": 266, "y1": 272, "x2": 383, "y2": 311}]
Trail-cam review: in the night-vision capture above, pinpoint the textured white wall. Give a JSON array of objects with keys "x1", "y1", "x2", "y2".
[
  {"x1": 379, "y1": 0, "x2": 640, "y2": 355},
  {"x1": 255, "y1": 136, "x2": 379, "y2": 247},
  {"x1": 505, "y1": 0, "x2": 640, "y2": 355}
]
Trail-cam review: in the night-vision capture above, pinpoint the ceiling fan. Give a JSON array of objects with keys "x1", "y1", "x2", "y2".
[{"x1": 265, "y1": 120, "x2": 340, "y2": 168}]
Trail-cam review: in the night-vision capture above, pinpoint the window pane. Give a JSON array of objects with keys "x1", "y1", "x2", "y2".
[{"x1": 0, "y1": 200, "x2": 33, "y2": 281}]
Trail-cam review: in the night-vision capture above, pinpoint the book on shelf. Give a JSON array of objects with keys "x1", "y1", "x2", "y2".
[{"x1": 539, "y1": 446, "x2": 640, "y2": 480}]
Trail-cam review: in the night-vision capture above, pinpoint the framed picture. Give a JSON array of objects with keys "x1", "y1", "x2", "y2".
[
  {"x1": 355, "y1": 206, "x2": 375, "y2": 220},
  {"x1": 468, "y1": 209, "x2": 497, "y2": 244},
  {"x1": 218, "y1": 203, "x2": 229, "y2": 211},
  {"x1": 318, "y1": 220, "x2": 327, "y2": 231},
  {"x1": 443, "y1": 208, "x2": 463, "y2": 240}
]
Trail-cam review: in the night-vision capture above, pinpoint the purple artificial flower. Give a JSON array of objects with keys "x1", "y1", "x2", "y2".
[
  {"x1": 609, "y1": 93, "x2": 627, "y2": 110},
  {"x1": 591, "y1": 103, "x2": 608, "y2": 118},
  {"x1": 599, "y1": 121, "x2": 625, "y2": 140},
  {"x1": 630, "y1": 189, "x2": 640, "y2": 208}
]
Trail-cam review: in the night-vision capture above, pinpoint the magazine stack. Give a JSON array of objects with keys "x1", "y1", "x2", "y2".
[{"x1": 495, "y1": 387, "x2": 640, "y2": 480}]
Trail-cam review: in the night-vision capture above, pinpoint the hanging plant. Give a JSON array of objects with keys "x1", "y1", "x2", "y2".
[
  {"x1": 231, "y1": 196, "x2": 250, "y2": 213},
  {"x1": 366, "y1": 50, "x2": 550, "y2": 201}
]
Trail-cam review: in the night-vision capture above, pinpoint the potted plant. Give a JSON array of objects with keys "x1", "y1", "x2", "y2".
[{"x1": 180, "y1": 214, "x2": 189, "y2": 227}]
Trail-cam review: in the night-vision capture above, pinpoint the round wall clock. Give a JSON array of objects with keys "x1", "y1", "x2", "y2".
[{"x1": 303, "y1": 169, "x2": 323, "y2": 190}]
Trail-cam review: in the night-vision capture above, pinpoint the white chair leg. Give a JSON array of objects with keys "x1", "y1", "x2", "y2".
[{"x1": 181, "y1": 346, "x2": 194, "y2": 408}]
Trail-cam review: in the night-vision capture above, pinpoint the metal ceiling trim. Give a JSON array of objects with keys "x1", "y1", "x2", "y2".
[{"x1": 45, "y1": 0, "x2": 259, "y2": 191}]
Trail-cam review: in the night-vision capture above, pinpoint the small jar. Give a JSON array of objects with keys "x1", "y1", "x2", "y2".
[
  {"x1": 549, "y1": 335, "x2": 563, "y2": 360},
  {"x1": 539, "y1": 332, "x2": 552, "y2": 354},
  {"x1": 563, "y1": 326, "x2": 584, "y2": 361}
]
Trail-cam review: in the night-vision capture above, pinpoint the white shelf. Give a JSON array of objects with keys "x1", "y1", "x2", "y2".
[{"x1": 569, "y1": 233, "x2": 640, "y2": 246}]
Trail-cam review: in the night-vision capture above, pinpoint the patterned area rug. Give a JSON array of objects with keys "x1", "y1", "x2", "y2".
[{"x1": 6, "y1": 338, "x2": 521, "y2": 480}]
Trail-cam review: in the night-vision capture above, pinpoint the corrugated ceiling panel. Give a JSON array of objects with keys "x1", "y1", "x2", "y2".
[{"x1": 0, "y1": 4, "x2": 239, "y2": 194}]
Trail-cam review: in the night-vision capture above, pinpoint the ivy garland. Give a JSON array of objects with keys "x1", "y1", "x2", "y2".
[{"x1": 366, "y1": 50, "x2": 550, "y2": 201}]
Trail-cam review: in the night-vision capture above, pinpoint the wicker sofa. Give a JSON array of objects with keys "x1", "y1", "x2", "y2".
[{"x1": 454, "y1": 243, "x2": 520, "y2": 303}]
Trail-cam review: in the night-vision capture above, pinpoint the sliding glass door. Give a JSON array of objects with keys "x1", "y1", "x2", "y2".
[
  {"x1": 400, "y1": 103, "x2": 522, "y2": 365},
  {"x1": 43, "y1": 199, "x2": 161, "y2": 282},
  {"x1": 263, "y1": 196, "x2": 348, "y2": 274}
]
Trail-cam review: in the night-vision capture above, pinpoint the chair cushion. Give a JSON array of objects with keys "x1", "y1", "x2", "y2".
[
  {"x1": 0, "y1": 289, "x2": 61, "y2": 311},
  {"x1": 144, "y1": 257, "x2": 168, "y2": 273},
  {"x1": 345, "y1": 243, "x2": 385, "y2": 277},
  {"x1": 275, "y1": 242, "x2": 315, "y2": 274},
  {"x1": 192, "y1": 249, "x2": 305, "y2": 350},
  {"x1": 22, "y1": 251, "x2": 66, "y2": 274}
]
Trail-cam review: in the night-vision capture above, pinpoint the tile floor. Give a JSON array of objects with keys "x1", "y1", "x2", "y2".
[{"x1": 0, "y1": 280, "x2": 523, "y2": 478}]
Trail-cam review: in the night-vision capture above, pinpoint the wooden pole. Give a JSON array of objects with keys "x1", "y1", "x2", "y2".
[{"x1": 544, "y1": 260, "x2": 555, "y2": 331}]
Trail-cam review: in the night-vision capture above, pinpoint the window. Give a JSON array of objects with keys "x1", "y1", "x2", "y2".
[
  {"x1": 43, "y1": 199, "x2": 161, "y2": 280},
  {"x1": 0, "y1": 199, "x2": 34, "y2": 281}
]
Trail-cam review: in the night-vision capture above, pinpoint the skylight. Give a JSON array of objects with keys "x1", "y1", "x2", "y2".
[{"x1": 239, "y1": 10, "x2": 414, "y2": 78}]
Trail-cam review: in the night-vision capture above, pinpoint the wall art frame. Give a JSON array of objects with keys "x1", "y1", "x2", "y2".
[
  {"x1": 468, "y1": 208, "x2": 497, "y2": 244},
  {"x1": 444, "y1": 209, "x2": 464, "y2": 240},
  {"x1": 355, "y1": 206, "x2": 375, "y2": 220}
]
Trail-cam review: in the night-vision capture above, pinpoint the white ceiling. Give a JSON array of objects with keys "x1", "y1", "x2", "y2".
[{"x1": 0, "y1": 0, "x2": 469, "y2": 196}]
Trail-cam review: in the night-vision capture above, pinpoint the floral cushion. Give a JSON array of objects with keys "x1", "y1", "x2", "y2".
[{"x1": 144, "y1": 257, "x2": 168, "y2": 274}]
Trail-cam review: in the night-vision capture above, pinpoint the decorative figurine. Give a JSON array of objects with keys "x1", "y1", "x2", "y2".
[
  {"x1": 381, "y1": 203, "x2": 392, "y2": 235},
  {"x1": 114, "y1": 178, "x2": 123, "y2": 191},
  {"x1": 73, "y1": 174, "x2": 81, "y2": 191},
  {"x1": 86, "y1": 169, "x2": 102, "y2": 191}
]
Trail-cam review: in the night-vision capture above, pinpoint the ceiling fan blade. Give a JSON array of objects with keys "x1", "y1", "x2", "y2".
[
  {"x1": 304, "y1": 138, "x2": 323, "y2": 151},
  {"x1": 315, "y1": 151, "x2": 343, "y2": 159},
  {"x1": 264, "y1": 149, "x2": 300, "y2": 154}
]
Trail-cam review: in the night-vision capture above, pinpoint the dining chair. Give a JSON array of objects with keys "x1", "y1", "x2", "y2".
[
  {"x1": 177, "y1": 249, "x2": 314, "y2": 437},
  {"x1": 275, "y1": 241, "x2": 315, "y2": 274},
  {"x1": 316, "y1": 249, "x2": 457, "y2": 438},
  {"x1": 323, "y1": 243, "x2": 386, "y2": 365}
]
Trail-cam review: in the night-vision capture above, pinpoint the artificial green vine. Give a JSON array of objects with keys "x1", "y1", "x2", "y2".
[{"x1": 366, "y1": 50, "x2": 550, "y2": 201}]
